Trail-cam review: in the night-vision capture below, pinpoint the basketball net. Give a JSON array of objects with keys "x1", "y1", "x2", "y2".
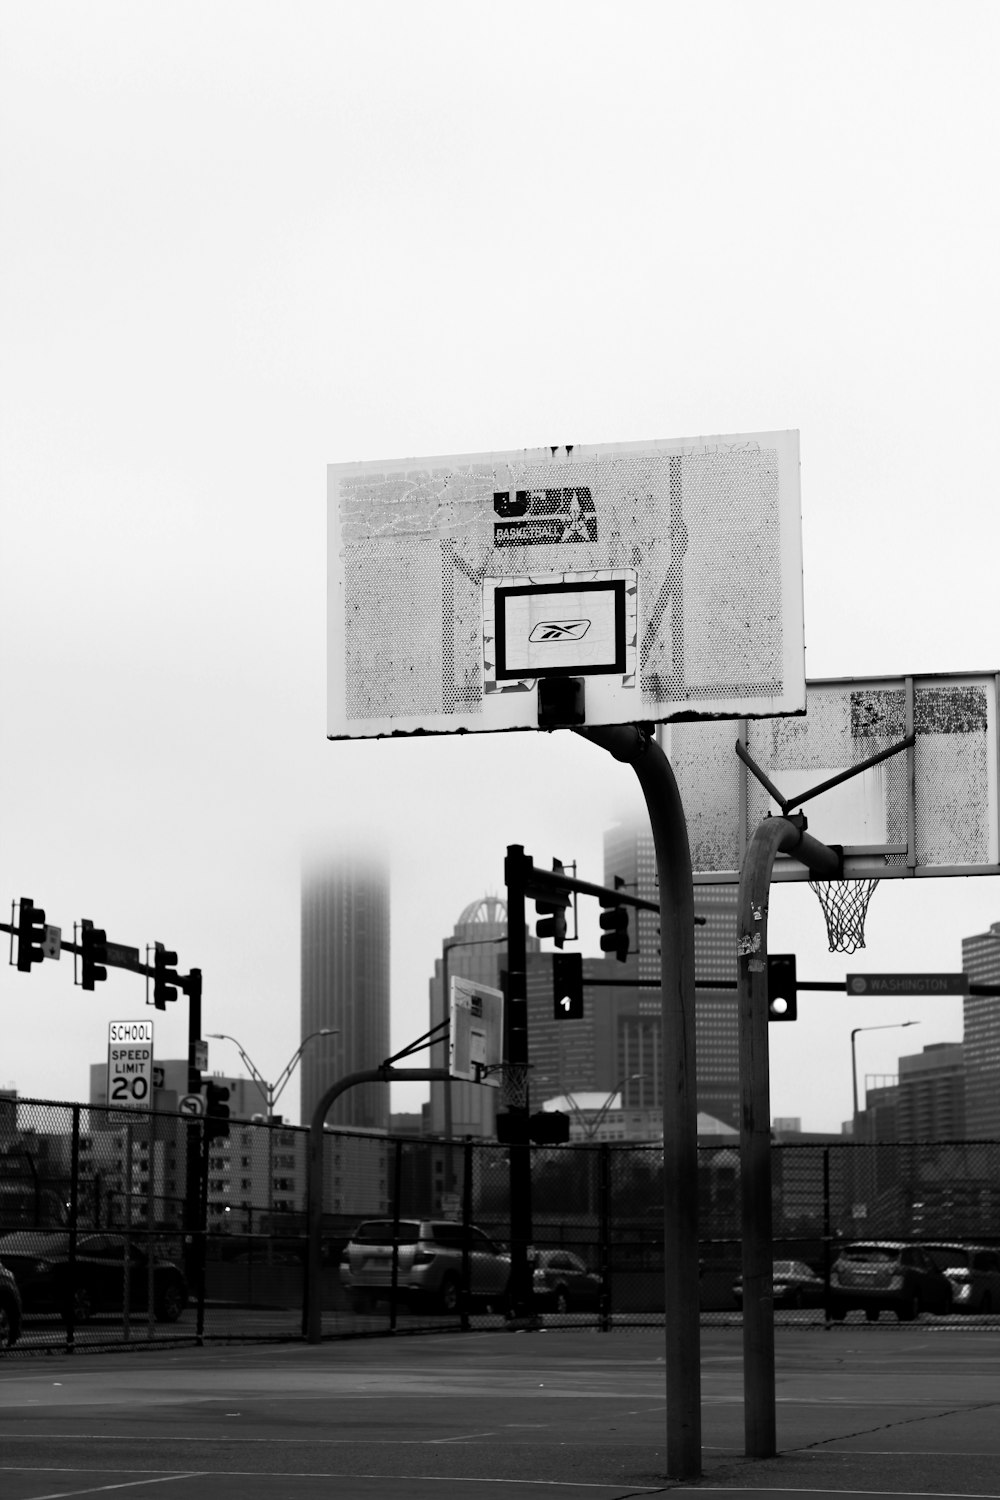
[
  {"x1": 482, "y1": 1062, "x2": 532, "y2": 1111},
  {"x1": 809, "y1": 878, "x2": 879, "y2": 954}
]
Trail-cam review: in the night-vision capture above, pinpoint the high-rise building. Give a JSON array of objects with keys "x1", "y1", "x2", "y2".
[
  {"x1": 961, "y1": 919, "x2": 1000, "y2": 1137},
  {"x1": 300, "y1": 852, "x2": 390, "y2": 1131},
  {"x1": 603, "y1": 820, "x2": 740, "y2": 1129},
  {"x1": 897, "y1": 1043, "x2": 965, "y2": 1140}
]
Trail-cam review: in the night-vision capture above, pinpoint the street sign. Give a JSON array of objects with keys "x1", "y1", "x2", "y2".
[
  {"x1": 106, "y1": 942, "x2": 141, "y2": 970},
  {"x1": 193, "y1": 1039, "x2": 208, "y2": 1072},
  {"x1": 178, "y1": 1093, "x2": 204, "y2": 1117},
  {"x1": 42, "y1": 925, "x2": 61, "y2": 959},
  {"x1": 107, "y1": 1019, "x2": 154, "y2": 1108},
  {"x1": 846, "y1": 972, "x2": 969, "y2": 996}
]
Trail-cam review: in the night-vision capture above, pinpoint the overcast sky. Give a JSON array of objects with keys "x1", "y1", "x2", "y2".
[{"x1": 2, "y1": 1, "x2": 999, "y2": 1134}]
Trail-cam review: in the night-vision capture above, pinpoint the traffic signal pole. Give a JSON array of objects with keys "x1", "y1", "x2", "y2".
[{"x1": 503, "y1": 846, "x2": 534, "y2": 1322}]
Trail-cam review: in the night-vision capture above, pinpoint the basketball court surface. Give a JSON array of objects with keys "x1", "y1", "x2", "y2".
[{"x1": 2, "y1": 1326, "x2": 999, "y2": 1499}]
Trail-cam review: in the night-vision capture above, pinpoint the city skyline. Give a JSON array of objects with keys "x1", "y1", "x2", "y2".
[{"x1": 2, "y1": 4, "x2": 997, "y2": 1135}]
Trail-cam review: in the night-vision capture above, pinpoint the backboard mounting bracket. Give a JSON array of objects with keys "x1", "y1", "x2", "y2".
[{"x1": 736, "y1": 732, "x2": 916, "y2": 817}]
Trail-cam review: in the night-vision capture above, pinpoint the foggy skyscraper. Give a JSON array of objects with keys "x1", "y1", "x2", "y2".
[{"x1": 300, "y1": 850, "x2": 390, "y2": 1130}]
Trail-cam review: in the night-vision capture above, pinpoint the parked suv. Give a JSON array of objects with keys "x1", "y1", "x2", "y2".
[
  {"x1": 924, "y1": 1243, "x2": 1000, "y2": 1314},
  {"x1": 829, "y1": 1240, "x2": 952, "y2": 1322},
  {"x1": 339, "y1": 1219, "x2": 510, "y2": 1314}
]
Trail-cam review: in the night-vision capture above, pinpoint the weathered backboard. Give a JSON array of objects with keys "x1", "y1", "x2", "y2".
[
  {"x1": 665, "y1": 672, "x2": 1000, "y2": 881},
  {"x1": 328, "y1": 431, "x2": 805, "y2": 738},
  {"x1": 449, "y1": 976, "x2": 504, "y2": 1085}
]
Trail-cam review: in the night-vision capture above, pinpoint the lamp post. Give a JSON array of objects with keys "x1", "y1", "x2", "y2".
[
  {"x1": 851, "y1": 1021, "x2": 918, "y2": 1138},
  {"x1": 563, "y1": 1075, "x2": 645, "y2": 1142},
  {"x1": 207, "y1": 1028, "x2": 337, "y2": 1244}
]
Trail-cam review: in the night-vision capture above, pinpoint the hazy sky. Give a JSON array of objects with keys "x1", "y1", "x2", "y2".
[{"x1": 3, "y1": 1, "x2": 999, "y2": 1134}]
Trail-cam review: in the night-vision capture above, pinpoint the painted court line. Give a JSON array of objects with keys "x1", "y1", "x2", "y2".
[
  {"x1": 3, "y1": 1471, "x2": 664, "y2": 1494},
  {"x1": 14, "y1": 1475, "x2": 205, "y2": 1500}
]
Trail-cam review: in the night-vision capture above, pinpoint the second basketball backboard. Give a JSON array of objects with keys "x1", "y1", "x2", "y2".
[
  {"x1": 666, "y1": 671, "x2": 1000, "y2": 882},
  {"x1": 448, "y1": 976, "x2": 504, "y2": 1086}
]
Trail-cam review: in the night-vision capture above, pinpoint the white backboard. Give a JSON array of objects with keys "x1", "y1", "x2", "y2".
[
  {"x1": 666, "y1": 671, "x2": 1000, "y2": 881},
  {"x1": 448, "y1": 976, "x2": 504, "y2": 1085},
  {"x1": 328, "y1": 431, "x2": 805, "y2": 738}
]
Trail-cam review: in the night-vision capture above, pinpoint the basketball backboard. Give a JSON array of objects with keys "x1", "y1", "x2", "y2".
[
  {"x1": 448, "y1": 976, "x2": 504, "y2": 1085},
  {"x1": 328, "y1": 430, "x2": 805, "y2": 738},
  {"x1": 666, "y1": 671, "x2": 1000, "y2": 882}
]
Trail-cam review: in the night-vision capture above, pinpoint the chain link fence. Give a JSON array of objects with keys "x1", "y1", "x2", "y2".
[{"x1": 2, "y1": 1097, "x2": 998, "y2": 1351}]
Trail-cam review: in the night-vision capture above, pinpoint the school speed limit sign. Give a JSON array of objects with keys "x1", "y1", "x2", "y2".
[{"x1": 107, "y1": 1019, "x2": 154, "y2": 1108}]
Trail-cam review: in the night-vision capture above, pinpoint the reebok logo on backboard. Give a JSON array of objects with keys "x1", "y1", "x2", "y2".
[{"x1": 528, "y1": 620, "x2": 591, "y2": 643}]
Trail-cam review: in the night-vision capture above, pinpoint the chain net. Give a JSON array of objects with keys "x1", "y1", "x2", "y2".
[
  {"x1": 484, "y1": 1062, "x2": 532, "y2": 1111},
  {"x1": 809, "y1": 878, "x2": 879, "y2": 954}
]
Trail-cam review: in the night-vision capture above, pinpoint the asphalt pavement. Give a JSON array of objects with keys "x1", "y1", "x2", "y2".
[{"x1": 0, "y1": 1323, "x2": 998, "y2": 1499}]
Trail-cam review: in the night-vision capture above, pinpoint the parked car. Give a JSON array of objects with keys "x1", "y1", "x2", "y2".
[
  {"x1": 733, "y1": 1259, "x2": 825, "y2": 1310},
  {"x1": 532, "y1": 1250, "x2": 601, "y2": 1312},
  {"x1": 339, "y1": 1219, "x2": 510, "y2": 1314},
  {"x1": 828, "y1": 1241, "x2": 953, "y2": 1322},
  {"x1": 0, "y1": 1257, "x2": 23, "y2": 1348},
  {"x1": 0, "y1": 1183, "x2": 68, "y2": 1231},
  {"x1": 923, "y1": 1243, "x2": 1000, "y2": 1314},
  {"x1": 0, "y1": 1231, "x2": 188, "y2": 1324}
]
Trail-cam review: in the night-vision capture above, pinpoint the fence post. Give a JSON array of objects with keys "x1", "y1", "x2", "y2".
[
  {"x1": 389, "y1": 1137, "x2": 403, "y2": 1331},
  {"x1": 461, "y1": 1140, "x2": 473, "y2": 1331},
  {"x1": 598, "y1": 1143, "x2": 611, "y2": 1332},
  {"x1": 66, "y1": 1105, "x2": 81, "y2": 1353},
  {"x1": 822, "y1": 1146, "x2": 832, "y2": 1323}
]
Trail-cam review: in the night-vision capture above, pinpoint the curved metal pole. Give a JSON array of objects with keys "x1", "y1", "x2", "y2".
[
  {"x1": 305, "y1": 1066, "x2": 451, "y2": 1343},
  {"x1": 738, "y1": 817, "x2": 839, "y2": 1458},
  {"x1": 577, "y1": 725, "x2": 701, "y2": 1480}
]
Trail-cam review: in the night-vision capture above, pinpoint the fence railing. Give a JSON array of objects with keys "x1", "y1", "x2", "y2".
[{"x1": 1, "y1": 1096, "x2": 998, "y2": 1351}]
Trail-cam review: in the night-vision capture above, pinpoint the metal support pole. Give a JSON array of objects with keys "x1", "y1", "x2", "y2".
[
  {"x1": 737, "y1": 817, "x2": 839, "y2": 1458},
  {"x1": 305, "y1": 1066, "x2": 451, "y2": 1342},
  {"x1": 577, "y1": 725, "x2": 701, "y2": 1480},
  {"x1": 183, "y1": 970, "x2": 203, "y2": 1288}
]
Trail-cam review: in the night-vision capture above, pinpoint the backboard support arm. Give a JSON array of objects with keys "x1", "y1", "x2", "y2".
[
  {"x1": 576, "y1": 724, "x2": 701, "y2": 1481},
  {"x1": 736, "y1": 734, "x2": 916, "y2": 817},
  {"x1": 738, "y1": 818, "x2": 841, "y2": 1458}
]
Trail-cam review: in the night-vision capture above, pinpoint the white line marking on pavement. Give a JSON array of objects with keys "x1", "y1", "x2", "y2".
[
  {"x1": 1, "y1": 1470, "x2": 665, "y2": 1493},
  {"x1": 13, "y1": 1474, "x2": 205, "y2": 1500},
  {"x1": 426, "y1": 1431, "x2": 500, "y2": 1443}
]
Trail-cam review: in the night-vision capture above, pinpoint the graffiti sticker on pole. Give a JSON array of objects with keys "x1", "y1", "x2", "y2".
[{"x1": 107, "y1": 1019, "x2": 154, "y2": 1108}]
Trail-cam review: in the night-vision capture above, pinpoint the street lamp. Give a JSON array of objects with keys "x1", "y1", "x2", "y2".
[
  {"x1": 564, "y1": 1075, "x2": 645, "y2": 1142},
  {"x1": 207, "y1": 1029, "x2": 337, "y2": 1247},
  {"x1": 851, "y1": 1021, "x2": 918, "y2": 1137},
  {"x1": 207, "y1": 1028, "x2": 338, "y2": 1120}
]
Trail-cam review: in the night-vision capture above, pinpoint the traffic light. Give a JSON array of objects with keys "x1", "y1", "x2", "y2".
[
  {"x1": 79, "y1": 919, "x2": 108, "y2": 990},
  {"x1": 767, "y1": 953, "x2": 798, "y2": 1021},
  {"x1": 529, "y1": 1110, "x2": 571, "y2": 1145},
  {"x1": 599, "y1": 884, "x2": 630, "y2": 963},
  {"x1": 16, "y1": 898, "x2": 46, "y2": 972},
  {"x1": 205, "y1": 1081, "x2": 231, "y2": 1141},
  {"x1": 553, "y1": 952, "x2": 584, "y2": 1019},
  {"x1": 152, "y1": 942, "x2": 179, "y2": 1010},
  {"x1": 534, "y1": 860, "x2": 570, "y2": 947},
  {"x1": 495, "y1": 1110, "x2": 529, "y2": 1145}
]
